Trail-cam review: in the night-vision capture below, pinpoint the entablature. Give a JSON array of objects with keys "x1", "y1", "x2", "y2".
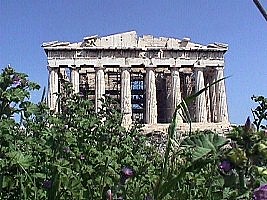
[
  {"x1": 45, "y1": 48, "x2": 225, "y2": 61},
  {"x1": 47, "y1": 57, "x2": 224, "y2": 70}
]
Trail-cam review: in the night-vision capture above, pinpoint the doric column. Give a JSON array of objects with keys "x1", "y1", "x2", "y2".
[
  {"x1": 71, "y1": 66, "x2": 80, "y2": 93},
  {"x1": 206, "y1": 85, "x2": 211, "y2": 122},
  {"x1": 195, "y1": 67, "x2": 208, "y2": 122},
  {"x1": 95, "y1": 66, "x2": 105, "y2": 112},
  {"x1": 121, "y1": 66, "x2": 132, "y2": 126},
  {"x1": 210, "y1": 70, "x2": 217, "y2": 122},
  {"x1": 145, "y1": 67, "x2": 157, "y2": 124},
  {"x1": 170, "y1": 67, "x2": 183, "y2": 123},
  {"x1": 48, "y1": 66, "x2": 59, "y2": 111},
  {"x1": 216, "y1": 67, "x2": 229, "y2": 123},
  {"x1": 205, "y1": 75, "x2": 211, "y2": 122}
]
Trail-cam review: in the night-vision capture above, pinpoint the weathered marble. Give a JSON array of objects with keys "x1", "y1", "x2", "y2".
[
  {"x1": 71, "y1": 67, "x2": 80, "y2": 93},
  {"x1": 216, "y1": 68, "x2": 229, "y2": 123},
  {"x1": 95, "y1": 67, "x2": 105, "y2": 112},
  {"x1": 121, "y1": 67, "x2": 132, "y2": 125},
  {"x1": 48, "y1": 67, "x2": 59, "y2": 111},
  {"x1": 145, "y1": 67, "x2": 157, "y2": 124},
  {"x1": 210, "y1": 72, "x2": 218, "y2": 122},
  {"x1": 170, "y1": 67, "x2": 182, "y2": 123},
  {"x1": 42, "y1": 31, "x2": 231, "y2": 133},
  {"x1": 195, "y1": 68, "x2": 208, "y2": 122}
]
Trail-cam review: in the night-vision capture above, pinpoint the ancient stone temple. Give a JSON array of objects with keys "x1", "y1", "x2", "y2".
[{"x1": 42, "y1": 31, "x2": 230, "y2": 132}]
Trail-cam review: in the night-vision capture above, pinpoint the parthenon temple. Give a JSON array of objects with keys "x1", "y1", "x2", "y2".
[{"x1": 42, "y1": 31, "x2": 230, "y2": 132}]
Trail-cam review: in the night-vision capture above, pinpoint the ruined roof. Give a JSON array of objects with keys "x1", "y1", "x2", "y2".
[{"x1": 42, "y1": 31, "x2": 228, "y2": 51}]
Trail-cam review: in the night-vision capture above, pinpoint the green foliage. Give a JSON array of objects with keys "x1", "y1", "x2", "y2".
[
  {"x1": 224, "y1": 117, "x2": 267, "y2": 198},
  {"x1": 151, "y1": 74, "x2": 267, "y2": 200},
  {"x1": 1, "y1": 66, "x2": 266, "y2": 200},
  {"x1": 182, "y1": 131, "x2": 228, "y2": 161},
  {"x1": 251, "y1": 95, "x2": 267, "y2": 131},
  {"x1": 152, "y1": 76, "x2": 230, "y2": 200},
  {"x1": 0, "y1": 66, "x2": 160, "y2": 199},
  {"x1": 0, "y1": 66, "x2": 40, "y2": 119}
]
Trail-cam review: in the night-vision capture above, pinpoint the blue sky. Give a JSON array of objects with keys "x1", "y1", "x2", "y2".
[{"x1": 1, "y1": 0, "x2": 266, "y2": 124}]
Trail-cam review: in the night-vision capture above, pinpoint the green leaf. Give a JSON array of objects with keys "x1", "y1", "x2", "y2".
[
  {"x1": 7, "y1": 150, "x2": 32, "y2": 169},
  {"x1": 182, "y1": 133, "x2": 228, "y2": 161},
  {"x1": 191, "y1": 146, "x2": 212, "y2": 161}
]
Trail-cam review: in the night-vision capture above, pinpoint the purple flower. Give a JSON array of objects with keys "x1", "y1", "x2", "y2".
[
  {"x1": 12, "y1": 76, "x2": 21, "y2": 88},
  {"x1": 254, "y1": 184, "x2": 267, "y2": 200},
  {"x1": 219, "y1": 160, "x2": 234, "y2": 173},
  {"x1": 12, "y1": 75, "x2": 20, "y2": 82},
  {"x1": 121, "y1": 166, "x2": 134, "y2": 178},
  {"x1": 42, "y1": 180, "x2": 52, "y2": 189},
  {"x1": 120, "y1": 166, "x2": 134, "y2": 184},
  {"x1": 80, "y1": 154, "x2": 85, "y2": 160}
]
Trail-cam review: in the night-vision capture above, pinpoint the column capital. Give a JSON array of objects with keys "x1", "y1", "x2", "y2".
[
  {"x1": 194, "y1": 65, "x2": 205, "y2": 70},
  {"x1": 94, "y1": 65, "x2": 105, "y2": 71},
  {"x1": 170, "y1": 63, "x2": 181, "y2": 69},
  {"x1": 145, "y1": 65, "x2": 156, "y2": 71},
  {"x1": 120, "y1": 65, "x2": 131, "y2": 71},
  {"x1": 171, "y1": 68, "x2": 180, "y2": 78},
  {"x1": 170, "y1": 66, "x2": 181, "y2": 71},
  {"x1": 215, "y1": 66, "x2": 224, "y2": 71},
  {"x1": 47, "y1": 65, "x2": 58, "y2": 70},
  {"x1": 70, "y1": 65, "x2": 80, "y2": 70},
  {"x1": 47, "y1": 65, "x2": 59, "y2": 72}
]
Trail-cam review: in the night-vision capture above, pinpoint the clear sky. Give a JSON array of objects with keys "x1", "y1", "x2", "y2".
[{"x1": 1, "y1": 0, "x2": 267, "y2": 124}]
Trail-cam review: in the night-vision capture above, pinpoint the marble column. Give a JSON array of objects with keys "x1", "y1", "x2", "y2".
[
  {"x1": 71, "y1": 66, "x2": 80, "y2": 93},
  {"x1": 205, "y1": 75, "x2": 211, "y2": 122},
  {"x1": 95, "y1": 66, "x2": 105, "y2": 112},
  {"x1": 145, "y1": 67, "x2": 157, "y2": 124},
  {"x1": 216, "y1": 67, "x2": 229, "y2": 123},
  {"x1": 121, "y1": 67, "x2": 132, "y2": 126},
  {"x1": 210, "y1": 70, "x2": 217, "y2": 122},
  {"x1": 195, "y1": 67, "x2": 207, "y2": 122},
  {"x1": 48, "y1": 66, "x2": 59, "y2": 111},
  {"x1": 170, "y1": 67, "x2": 183, "y2": 122}
]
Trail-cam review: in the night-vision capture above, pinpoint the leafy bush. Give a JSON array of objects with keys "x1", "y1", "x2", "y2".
[
  {"x1": 1, "y1": 66, "x2": 266, "y2": 200},
  {"x1": 0, "y1": 67, "x2": 161, "y2": 199},
  {"x1": 152, "y1": 96, "x2": 267, "y2": 200}
]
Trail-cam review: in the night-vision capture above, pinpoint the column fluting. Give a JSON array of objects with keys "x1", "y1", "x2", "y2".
[
  {"x1": 195, "y1": 67, "x2": 208, "y2": 122},
  {"x1": 48, "y1": 66, "x2": 59, "y2": 111},
  {"x1": 145, "y1": 67, "x2": 157, "y2": 124},
  {"x1": 216, "y1": 67, "x2": 229, "y2": 123},
  {"x1": 121, "y1": 67, "x2": 132, "y2": 126},
  {"x1": 71, "y1": 66, "x2": 80, "y2": 93},
  {"x1": 170, "y1": 67, "x2": 182, "y2": 123},
  {"x1": 95, "y1": 67, "x2": 105, "y2": 112}
]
